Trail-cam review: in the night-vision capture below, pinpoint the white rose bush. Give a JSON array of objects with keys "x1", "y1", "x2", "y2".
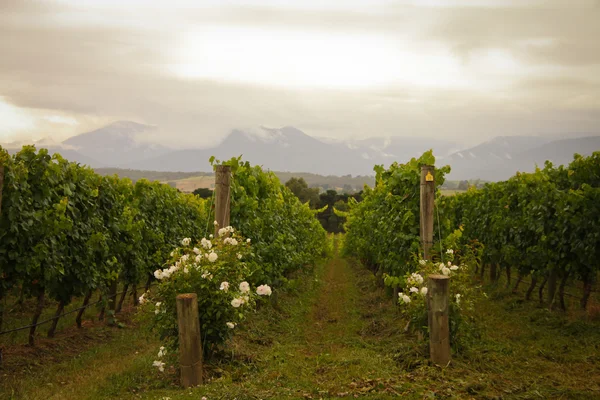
[
  {"x1": 394, "y1": 243, "x2": 479, "y2": 351},
  {"x1": 139, "y1": 226, "x2": 272, "y2": 371}
]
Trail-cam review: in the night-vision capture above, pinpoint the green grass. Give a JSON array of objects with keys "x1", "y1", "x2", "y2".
[{"x1": 2, "y1": 237, "x2": 600, "y2": 399}]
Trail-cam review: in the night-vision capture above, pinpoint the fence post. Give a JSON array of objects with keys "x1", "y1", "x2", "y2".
[
  {"x1": 214, "y1": 165, "x2": 231, "y2": 236},
  {"x1": 176, "y1": 293, "x2": 203, "y2": 388},
  {"x1": 420, "y1": 165, "x2": 435, "y2": 260},
  {"x1": 427, "y1": 274, "x2": 450, "y2": 366}
]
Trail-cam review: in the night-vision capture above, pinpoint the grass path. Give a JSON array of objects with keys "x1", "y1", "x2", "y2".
[
  {"x1": 161, "y1": 236, "x2": 408, "y2": 399},
  {"x1": 4, "y1": 236, "x2": 600, "y2": 399},
  {"x1": 5, "y1": 236, "x2": 407, "y2": 399}
]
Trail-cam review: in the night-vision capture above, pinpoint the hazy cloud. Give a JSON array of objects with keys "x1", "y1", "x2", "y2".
[{"x1": 0, "y1": 0, "x2": 598, "y2": 146}]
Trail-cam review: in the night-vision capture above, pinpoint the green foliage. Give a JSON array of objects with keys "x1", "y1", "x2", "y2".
[
  {"x1": 0, "y1": 145, "x2": 209, "y2": 316},
  {"x1": 395, "y1": 244, "x2": 478, "y2": 352},
  {"x1": 445, "y1": 152, "x2": 600, "y2": 305},
  {"x1": 141, "y1": 231, "x2": 271, "y2": 359},
  {"x1": 192, "y1": 187, "x2": 213, "y2": 199},
  {"x1": 216, "y1": 157, "x2": 328, "y2": 287},
  {"x1": 284, "y1": 177, "x2": 320, "y2": 207},
  {"x1": 139, "y1": 156, "x2": 328, "y2": 367},
  {"x1": 343, "y1": 150, "x2": 450, "y2": 277},
  {"x1": 314, "y1": 189, "x2": 362, "y2": 233}
]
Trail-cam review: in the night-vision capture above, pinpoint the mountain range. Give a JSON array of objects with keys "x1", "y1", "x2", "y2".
[{"x1": 2, "y1": 121, "x2": 599, "y2": 181}]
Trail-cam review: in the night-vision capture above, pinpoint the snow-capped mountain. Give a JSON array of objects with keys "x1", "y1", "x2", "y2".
[
  {"x1": 445, "y1": 135, "x2": 600, "y2": 180},
  {"x1": 62, "y1": 121, "x2": 170, "y2": 167},
  {"x1": 125, "y1": 126, "x2": 461, "y2": 175},
  {"x1": 3, "y1": 121, "x2": 598, "y2": 180},
  {"x1": 127, "y1": 126, "x2": 376, "y2": 175}
]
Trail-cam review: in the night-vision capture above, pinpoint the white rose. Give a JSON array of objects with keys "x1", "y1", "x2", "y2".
[
  {"x1": 256, "y1": 284, "x2": 272, "y2": 296},
  {"x1": 231, "y1": 298, "x2": 243, "y2": 308},
  {"x1": 399, "y1": 293, "x2": 411, "y2": 304},
  {"x1": 239, "y1": 281, "x2": 250, "y2": 293},
  {"x1": 208, "y1": 252, "x2": 218, "y2": 262},
  {"x1": 152, "y1": 360, "x2": 165, "y2": 372}
]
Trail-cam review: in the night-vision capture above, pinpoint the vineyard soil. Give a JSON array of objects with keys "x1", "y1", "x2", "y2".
[{"x1": 1, "y1": 238, "x2": 599, "y2": 399}]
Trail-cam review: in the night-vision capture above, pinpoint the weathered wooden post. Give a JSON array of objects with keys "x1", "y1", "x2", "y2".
[
  {"x1": 420, "y1": 165, "x2": 435, "y2": 260},
  {"x1": 176, "y1": 293, "x2": 203, "y2": 387},
  {"x1": 427, "y1": 274, "x2": 451, "y2": 366},
  {"x1": 214, "y1": 165, "x2": 231, "y2": 236}
]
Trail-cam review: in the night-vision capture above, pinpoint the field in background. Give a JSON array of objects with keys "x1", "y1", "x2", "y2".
[
  {"x1": 440, "y1": 189, "x2": 467, "y2": 196},
  {"x1": 96, "y1": 168, "x2": 472, "y2": 195},
  {"x1": 95, "y1": 168, "x2": 376, "y2": 193},
  {"x1": 165, "y1": 175, "x2": 215, "y2": 192}
]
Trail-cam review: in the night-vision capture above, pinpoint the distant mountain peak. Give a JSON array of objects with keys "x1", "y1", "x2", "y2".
[
  {"x1": 58, "y1": 120, "x2": 168, "y2": 167},
  {"x1": 222, "y1": 126, "x2": 315, "y2": 148},
  {"x1": 446, "y1": 134, "x2": 600, "y2": 181},
  {"x1": 63, "y1": 120, "x2": 154, "y2": 146}
]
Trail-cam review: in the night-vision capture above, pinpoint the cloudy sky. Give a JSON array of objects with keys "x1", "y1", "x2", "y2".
[{"x1": 1, "y1": 0, "x2": 599, "y2": 147}]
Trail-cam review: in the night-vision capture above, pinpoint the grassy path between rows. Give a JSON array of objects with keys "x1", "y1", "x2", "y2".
[{"x1": 3, "y1": 235, "x2": 600, "y2": 399}]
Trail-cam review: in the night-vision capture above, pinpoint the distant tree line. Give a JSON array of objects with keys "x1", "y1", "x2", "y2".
[
  {"x1": 192, "y1": 187, "x2": 213, "y2": 199},
  {"x1": 284, "y1": 177, "x2": 362, "y2": 233}
]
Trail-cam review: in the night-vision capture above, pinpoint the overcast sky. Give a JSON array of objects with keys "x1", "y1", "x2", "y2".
[{"x1": 1, "y1": 0, "x2": 599, "y2": 147}]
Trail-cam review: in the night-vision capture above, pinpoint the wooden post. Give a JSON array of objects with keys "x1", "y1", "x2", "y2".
[
  {"x1": 427, "y1": 274, "x2": 450, "y2": 366},
  {"x1": 176, "y1": 293, "x2": 203, "y2": 388},
  {"x1": 214, "y1": 165, "x2": 231, "y2": 236},
  {"x1": 420, "y1": 165, "x2": 435, "y2": 260}
]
